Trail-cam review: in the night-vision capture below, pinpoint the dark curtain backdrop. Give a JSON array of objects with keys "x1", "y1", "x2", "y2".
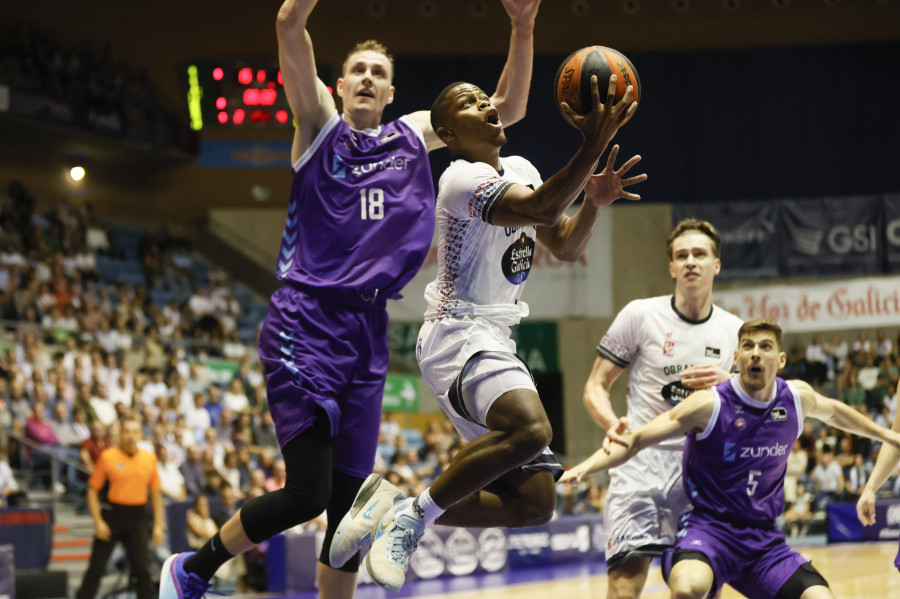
[{"x1": 382, "y1": 42, "x2": 900, "y2": 204}]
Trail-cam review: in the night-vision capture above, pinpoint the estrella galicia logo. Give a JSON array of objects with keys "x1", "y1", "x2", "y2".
[
  {"x1": 501, "y1": 232, "x2": 535, "y2": 285},
  {"x1": 724, "y1": 441, "x2": 737, "y2": 462},
  {"x1": 771, "y1": 407, "x2": 788, "y2": 422},
  {"x1": 332, "y1": 154, "x2": 346, "y2": 179},
  {"x1": 661, "y1": 380, "x2": 693, "y2": 406}
]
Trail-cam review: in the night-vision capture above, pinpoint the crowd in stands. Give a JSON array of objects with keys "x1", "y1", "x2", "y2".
[{"x1": 0, "y1": 21, "x2": 193, "y2": 151}]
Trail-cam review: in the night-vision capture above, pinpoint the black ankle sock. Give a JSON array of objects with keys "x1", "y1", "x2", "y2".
[{"x1": 183, "y1": 533, "x2": 233, "y2": 581}]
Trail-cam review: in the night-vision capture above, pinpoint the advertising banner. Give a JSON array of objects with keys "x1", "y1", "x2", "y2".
[
  {"x1": 780, "y1": 196, "x2": 882, "y2": 277},
  {"x1": 673, "y1": 202, "x2": 781, "y2": 280},
  {"x1": 713, "y1": 275, "x2": 900, "y2": 333}
]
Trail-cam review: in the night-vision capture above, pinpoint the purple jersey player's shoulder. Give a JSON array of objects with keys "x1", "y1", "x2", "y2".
[
  {"x1": 683, "y1": 377, "x2": 802, "y2": 525},
  {"x1": 274, "y1": 114, "x2": 436, "y2": 300}
]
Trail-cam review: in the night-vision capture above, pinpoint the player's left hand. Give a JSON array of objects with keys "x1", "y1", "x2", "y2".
[
  {"x1": 681, "y1": 364, "x2": 731, "y2": 389},
  {"x1": 500, "y1": 0, "x2": 541, "y2": 28},
  {"x1": 585, "y1": 144, "x2": 646, "y2": 208},
  {"x1": 558, "y1": 466, "x2": 585, "y2": 486},
  {"x1": 856, "y1": 488, "x2": 877, "y2": 526}
]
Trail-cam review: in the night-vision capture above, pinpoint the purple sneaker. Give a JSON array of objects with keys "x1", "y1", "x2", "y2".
[{"x1": 159, "y1": 552, "x2": 212, "y2": 599}]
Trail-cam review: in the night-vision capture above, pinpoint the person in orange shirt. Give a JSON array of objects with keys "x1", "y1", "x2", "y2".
[{"x1": 75, "y1": 417, "x2": 165, "y2": 599}]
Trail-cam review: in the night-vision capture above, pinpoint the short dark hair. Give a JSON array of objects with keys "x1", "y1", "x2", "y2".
[
  {"x1": 430, "y1": 81, "x2": 468, "y2": 133},
  {"x1": 738, "y1": 318, "x2": 784, "y2": 350},
  {"x1": 667, "y1": 218, "x2": 722, "y2": 260}
]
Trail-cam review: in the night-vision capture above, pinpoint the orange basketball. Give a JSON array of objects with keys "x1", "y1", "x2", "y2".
[{"x1": 554, "y1": 46, "x2": 641, "y2": 114}]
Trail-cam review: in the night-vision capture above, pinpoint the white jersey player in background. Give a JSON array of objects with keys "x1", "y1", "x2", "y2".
[{"x1": 582, "y1": 218, "x2": 743, "y2": 599}]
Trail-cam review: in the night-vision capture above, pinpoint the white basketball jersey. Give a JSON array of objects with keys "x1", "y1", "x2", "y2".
[
  {"x1": 423, "y1": 156, "x2": 543, "y2": 327},
  {"x1": 597, "y1": 295, "x2": 743, "y2": 450}
]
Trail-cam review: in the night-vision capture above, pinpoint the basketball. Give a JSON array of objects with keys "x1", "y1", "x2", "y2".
[{"x1": 554, "y1": 46, "x2": 641, "y2": 114}]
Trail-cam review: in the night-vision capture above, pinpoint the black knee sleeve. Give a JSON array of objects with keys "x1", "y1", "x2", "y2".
[
  {"x1": 775, "y1": 562, "x2": 829, "y2": 599},
  {"x1": 241, "y1": 416, "x2": 333, "y2": 543},
  {"x1": 318, "y1": 470, "x2": 365, "y2": 573}
]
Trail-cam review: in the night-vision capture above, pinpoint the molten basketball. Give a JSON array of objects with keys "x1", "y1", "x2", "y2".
[{"x1": 554, "y1": 46, "x2": 640, "y2": 114}]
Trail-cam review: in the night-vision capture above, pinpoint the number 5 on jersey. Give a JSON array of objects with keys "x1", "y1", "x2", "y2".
[{"x1": 360, "y1": 188, "x2": 385, "y2": 220}]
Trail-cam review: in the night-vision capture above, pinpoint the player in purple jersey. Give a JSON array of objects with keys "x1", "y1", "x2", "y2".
[
  {"x1": 159, "y1": 2, "x2": 542, "y2": 599},
  {"x1": 562, "y1": 319, "x2": 900, "y2": 599},
  {"x1": 857, "y1": 379, "x2": 900, "y2": 572}
]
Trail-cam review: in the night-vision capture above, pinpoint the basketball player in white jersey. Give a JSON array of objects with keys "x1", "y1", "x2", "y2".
[
  {"x1": 331, "y1": 74, "x2": 644, "y2": 591},
  {"x1": 584, "y1": 218, "x2": 743, "y2": 599}
]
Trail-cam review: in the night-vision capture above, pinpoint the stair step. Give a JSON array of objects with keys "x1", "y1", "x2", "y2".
[
  {"x1": 53, "y1": 524, "x2": 69, "y2": 534},
  {"x1": 51, "y1": 552, "x2": 92, "y2": 562},
  {"x1": 53, "y1": 538, "x2": 91, "y2": 548}
]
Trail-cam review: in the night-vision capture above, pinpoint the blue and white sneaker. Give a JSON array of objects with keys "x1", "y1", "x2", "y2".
[
  {"x1": 365, "y1": 498, "x2": 426, "y2": 592},
  {"x1": 159, "y1": 552, "x2": 212, "y2": 599},
  {"x1": 329, "y1": 473, "x2": 405, "y2": 568}
]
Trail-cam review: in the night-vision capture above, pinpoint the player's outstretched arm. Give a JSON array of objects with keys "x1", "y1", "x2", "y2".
[
  {"x1": 489, "y1": 0, "x2": 541, "y2": 127},
  {"x1": 857, "y1": 381, "x2": 900, "y2": 526},
  {"x1": 411, "y1": 0, "x2": 540, "y2": 152},
  {"x1": 276, "y1": 0, "x2": 336, "y2": 163},
  {"x1": 536, "y1": 144, "x2": 645, "y2": 261},
  {"x1": 798, "y1": 380, "x2": 900, "y2": 449},
  {"x1": 582, "y1": 356, "x2": 630, "y2": 454},
  {"x1": 559, "y1": 389, "x2": 714, "y2": 485}
]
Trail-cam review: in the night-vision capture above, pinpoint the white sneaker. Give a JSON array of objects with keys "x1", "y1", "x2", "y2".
[
  {"x1": 365, "y1": 498, "x2": 425, "y2": 592},
  {"x1": 329, "y1": 473, "x2": 404, "y2": 568}
]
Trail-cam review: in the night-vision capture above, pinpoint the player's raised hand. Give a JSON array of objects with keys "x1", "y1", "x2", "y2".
[
  {"x1": 500, "y1": 0, "x2": 541, "y2": 27},
  {"x1": 585, "y1": 144, "x2": 646, "y2": 208},
  {"x1": 560, "y1": 75, "x2": 637, "y2": 152}
]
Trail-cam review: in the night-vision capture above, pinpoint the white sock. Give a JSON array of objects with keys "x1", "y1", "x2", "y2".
[{"x1": 410, "y1": 488, "x2": 445, "y2": 525}]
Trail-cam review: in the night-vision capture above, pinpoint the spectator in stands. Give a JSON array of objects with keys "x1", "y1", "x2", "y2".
[
  {"x1": 844, "y1": 453, "x2": 868, "y2": 501},
  {"x1": 0, "y1": 446, "x2": 26, "y2": 507},
  {"x1": 156, "y1": 444, "x2": 186, "y2": 503},
  {"x1": 202, "y1": 468, "x2": 225, "y2": 498},
  {"x1": 186, "y1": 393, "x2": 211, "y2": 441},
  {"x1": 804, "y1": 335, "x2": 828, "y2": 387},
  {"x1": 264, "y1": 459, "x2": 286, "y2": 492},
  {"x1": 252, "y1": 410, "x2": 278, "y2": 450},
  {"x1": 24, "y1": 400, "x2": 63, "y2": 490},
  {"x1": 876, "y1": 329, "x2": 893, "y2": 365},
  {"x1": 783, "y1": 482, "x2": 814, "y2": 538},
  {"x1": 186, "y1": 494, "x2": 218, "y2": 551},
  {"x1": 205, "y1": 384, "x2": 223, "y2": 428},
  {"x1": 785, "y1": 438, "x2": 808, "y2": 505},
  {"x1": 213, "y1": 484, "x2": 240, "y2": 528},
  {"x1": 842, "y1": 369, "x2": 866, "y2": 410},
  {"x1": 7, "y1": 377, "x2": 31, "y2": 425},
  {"x1": 180, "y1": 444, "x2": 205, "y2": 499},
  {"x1": 222, "y1": 377, "x2": 249, "y2": 413},
  {"x1": 810, "y1": 444, "x2": 844, "y2": 511},
  {"x1": 852, "y1": 332, "x2": 873, "y2": 366},
  {"x1": 220, "y1": 451, "x2": 242, "y2": 496}
]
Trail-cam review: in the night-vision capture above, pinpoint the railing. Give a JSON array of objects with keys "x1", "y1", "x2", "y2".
[{"x1": 6, "y1": 430, "x2": 90, "y2": 507}]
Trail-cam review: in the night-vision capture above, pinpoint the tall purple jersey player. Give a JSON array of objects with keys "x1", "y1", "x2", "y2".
[
  {"x1": 562, "y1": 319, "x2": 900, "y2": 599},
  {"x1": 158, "y1": 1, "x2": 542, "y2": 599}
]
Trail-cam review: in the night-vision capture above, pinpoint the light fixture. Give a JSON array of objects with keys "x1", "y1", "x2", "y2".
[{"x1": 69, "y1": 166, "x2": 86, "y2": 182}]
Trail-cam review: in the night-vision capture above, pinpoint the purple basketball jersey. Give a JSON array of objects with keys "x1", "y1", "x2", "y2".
[
  {"x1": 277, "y1": 113, "x2": 436, "y2": 301},
  {"x1": 683, "y1": 377, "x2": 803, "y2": 526}
]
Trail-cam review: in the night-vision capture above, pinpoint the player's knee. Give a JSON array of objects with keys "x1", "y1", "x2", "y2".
[
  {"x1": 511, "y1": 419, "x2": 553, "y2": 461},
  {"x1": 517, "y1": 493, "x2": 555, "y2": 526},
  {"x1": 668, "y1": 574, "x2": 712, "y2": 599}
]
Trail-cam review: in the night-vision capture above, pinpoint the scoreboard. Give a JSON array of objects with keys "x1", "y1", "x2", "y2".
[{"x1": 183, "y1": 58, "x2": 332, "y2": 130}]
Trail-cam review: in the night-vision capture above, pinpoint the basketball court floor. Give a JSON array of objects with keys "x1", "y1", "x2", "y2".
[{"x1": 251, "y1": 539, "x2": 899, "y2": 599}]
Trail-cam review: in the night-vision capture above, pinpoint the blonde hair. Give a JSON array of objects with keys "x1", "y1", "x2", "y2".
[{"x1": 342, "y1": 40, "x2": 394, "y2": 78}]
